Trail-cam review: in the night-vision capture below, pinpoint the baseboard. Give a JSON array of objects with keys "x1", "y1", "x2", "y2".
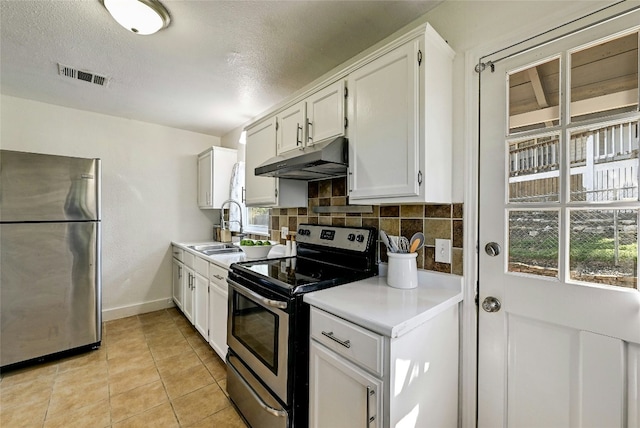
[{"x1": 102, "y1": 298, "x2": 175, "y2": 322}]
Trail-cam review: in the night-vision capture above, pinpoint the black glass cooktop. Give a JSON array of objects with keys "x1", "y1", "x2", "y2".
[{"x1": 230, "y1": 256, "x2": 374, "y2": 296}]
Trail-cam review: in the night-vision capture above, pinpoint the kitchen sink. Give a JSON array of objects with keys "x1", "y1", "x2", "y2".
[{"x1": 188, "y1": 243, "x2": 242, "y2": 255}]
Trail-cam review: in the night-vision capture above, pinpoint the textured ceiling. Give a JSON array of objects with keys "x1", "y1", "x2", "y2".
[{"x1": 0, "y1": 0, "x2": 443, "y2": 137}]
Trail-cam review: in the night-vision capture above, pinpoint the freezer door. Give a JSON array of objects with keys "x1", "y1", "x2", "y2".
[
  {"x1": 0, "y1": 222, "x2": 101, "y2": 367},
  {"x1": 0, "y1": 150, "x2": 99, "y2": 222}
]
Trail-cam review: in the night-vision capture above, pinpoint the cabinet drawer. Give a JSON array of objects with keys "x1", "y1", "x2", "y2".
[
  {"x1": 172, "y1": 246, "x2": 184, "y2": 262},
  {"x1": 183, "y1": 251, "x2": 195, "y2": 269},
  {"x1": 310, "y1": 307, "x2": 384, "y2": 376},
  {"x1": 209, "y1": 263, "x2": 228, "y2": 284},
  {"x1": 195, "y1": 256, "x2": 209, "y2": 277}
]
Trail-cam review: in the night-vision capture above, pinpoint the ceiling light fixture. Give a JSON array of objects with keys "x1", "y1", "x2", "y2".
[{"x1": 102, "y1": 0, "x2": 170, "y2": 35}]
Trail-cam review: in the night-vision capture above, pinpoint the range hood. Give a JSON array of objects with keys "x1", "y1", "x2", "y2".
[{"x1": 255, "y1": 136, "x2": 348, "y2": 181}]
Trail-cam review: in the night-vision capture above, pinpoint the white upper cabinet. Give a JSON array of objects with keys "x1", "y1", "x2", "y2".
[
  {"x1": 347, "y1": 39, "x2": 420, "y2": 201},
  {"x1": 277, "y1": 80, "x2": 346, "y2": 155},
  {"x1": 306, "y1": 80, "x2": 346, "y2": 146},
  {"x1": 245, "y1": 117, "x2": 308, "y2": 207},
  {"x1": 277, "y1": 101, "x2": 306, "y2": 154},
  {"x1": 245, "y1": 117, "x2": 278, "y2": 206},
  {"x1": 243, "y1": 24, "x2": 453, "y2": 206},
  {"x1": 197, "y1": 146, "x2": 238, "y2": 209},
  {"x1": 348, "y1": 25, "x2": 454, "y2": 204}
]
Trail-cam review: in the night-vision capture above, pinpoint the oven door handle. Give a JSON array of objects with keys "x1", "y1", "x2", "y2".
[
  {"x1": 228, "y1": 278, "x2": 288, "y2": 310},
  {"x1": 227, "y1": 355, "x2": 288, "y2": 419}
]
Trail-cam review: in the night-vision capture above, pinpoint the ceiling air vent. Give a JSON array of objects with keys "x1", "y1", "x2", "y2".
[{"x1": 58, "y1": 63, "x2": 110, "y2": 87}]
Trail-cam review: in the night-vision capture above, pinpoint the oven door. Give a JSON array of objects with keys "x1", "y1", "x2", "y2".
[{"x1": 227, "y1": 277, "x2": 290, "y2": 403}]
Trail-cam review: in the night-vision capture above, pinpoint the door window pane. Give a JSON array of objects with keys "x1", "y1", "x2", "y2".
[
  {"x1": 571, "y1": 32, "x2": 638, "y2": 122},
  {"x1": 569, "y1": 209, "x2": 638, "y2": 289},
  {"x1": 569, "y1": 121, "x2": 639, "y2": 201},
  {"x1": 509, "y1": 135, "x2": 560, "y2": 202},
  {"x1": 508, "y1": 210, "x2": 559, "y2": 278},
  {"x1": 509, "y1": 58, "x2": 560, "y2": 133}
]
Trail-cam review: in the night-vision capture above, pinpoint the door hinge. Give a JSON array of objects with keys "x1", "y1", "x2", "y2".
[
  {"x1": 418, "y1": 170, "x2": 423, "y2": 186},
  {"x1": 344, "y1": 87, "x2": 348, "y2": 98},
  {"x1": 417, "y1": 49, "x2": 422, "y2": 66},
  {"x1": 275, "y1": 188, "x2": 278, "y2": 198},
  {"x1": 344, "y1": 117, "x2": 348, "y2": 129},
  {"x1": 474, "y1": 61, "x2": 495, "y2": 73},
  {"x1": 275, "y1": 118, "x2": 279, "y2": 131},
  {"x1": 474, "y1": 294, "x2": 479, "y2": 307}
]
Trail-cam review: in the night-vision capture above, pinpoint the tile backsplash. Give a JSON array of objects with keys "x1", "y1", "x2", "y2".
[{"x1": 265, "y1": 177, "x2": 463, "y2": 276}]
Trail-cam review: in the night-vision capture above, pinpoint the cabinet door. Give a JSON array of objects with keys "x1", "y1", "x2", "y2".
[
  {"x1": 208, "y1": 278, "x2": 228, "y2": 360},
  {"x1": 211, "y1": 147, "x2": 238, "y2": 208},
  {"x1": 348, "y1": 39, "x2": 420, "y2": 200},
  {"x1": 197, "y1": 149, "x2": 213, "y2": 208},
  {"x1": 277, "y1": 101, "x2": 306, "y2": 155},
  {"x1": 172, "y1": 258, "x2": 184, "y2": 310},
  {"x1": 245, "y1": 117, "x2": 278, "y2": 206},
  {"x1": 309, "y1": 340, "x2": 382, "y2": 428},
  {"x1": 194, "y1": 273, "x2": 209, "y2": 338},
  {"x1": 183, "y1": 267, "x2": 195, "y2": 323},
  {"x1": 307, "y1": 80, "x2": 345, "y2": 146}
]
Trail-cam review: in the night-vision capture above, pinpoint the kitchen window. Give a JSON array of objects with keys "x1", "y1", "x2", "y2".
[{"x1": 245, "y1": 207, "x2": 269, "y2": 235}]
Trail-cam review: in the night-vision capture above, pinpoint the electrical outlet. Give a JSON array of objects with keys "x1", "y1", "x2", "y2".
[
  {"x1": 281, "y1": 227, "x2": 289, "y2": 239},
  {"x1": 435, "y1": 239, "x2": 452, "y2": 264}
]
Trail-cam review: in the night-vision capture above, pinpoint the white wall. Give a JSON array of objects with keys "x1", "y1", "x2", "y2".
[
  {"x1": 1, "y1": 95, "x2": 220, "y2": 320},
  {"x1": 221, "y1": 126, "x2": 245, "y2": 162}
]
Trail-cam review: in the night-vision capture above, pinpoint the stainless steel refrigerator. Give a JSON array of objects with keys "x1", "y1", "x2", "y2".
[{"x1": 0, "y1": 150, "x2": 101, "y2": 369}]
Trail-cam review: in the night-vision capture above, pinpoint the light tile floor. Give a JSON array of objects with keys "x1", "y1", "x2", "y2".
[{"x1": 0, "y1": 308, "x2": 247, "y2": 427}]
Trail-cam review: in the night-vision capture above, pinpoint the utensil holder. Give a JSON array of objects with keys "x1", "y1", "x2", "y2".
[
  {"x1": 387, "y1": 252, "x2": 418, "y2": 289},
  {"x1": 220, "y1": 229, "x2": 232, "y2": 243}
]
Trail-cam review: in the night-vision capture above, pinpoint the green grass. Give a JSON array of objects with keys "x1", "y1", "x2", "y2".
[{"x1": 509, "y1": 234, "x2": 638, "y2": 263}]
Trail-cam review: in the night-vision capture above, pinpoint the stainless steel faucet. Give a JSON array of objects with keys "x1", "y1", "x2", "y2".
[{"x1": 220, "y1": 199, "x2": 244, "y2": 237}]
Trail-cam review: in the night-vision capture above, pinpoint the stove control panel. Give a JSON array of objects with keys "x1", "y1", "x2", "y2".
[{"x1": 296, "y1": 224, "x2": 373, "y2": 252}]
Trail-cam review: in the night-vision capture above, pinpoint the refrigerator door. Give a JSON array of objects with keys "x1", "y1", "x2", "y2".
[
  {"x1": 0, "y1": 150, "x2": 99, "y2": 222},
  {"x1": 0, "y1": 221, "x2": 101, "y2": 367}
]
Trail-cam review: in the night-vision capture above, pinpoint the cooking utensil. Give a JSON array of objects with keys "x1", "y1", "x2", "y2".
[
  {"x1": 387, "y1": 233, "x2": 400, "y2": 253},
  {"x1": 409, "y1": 232, "x2": 425, "y2": 253},
  {"x1": 399, "y1": 236, "x2": 410, "y2": 253},
  {"x1": 379, "y1": 230, "x2": 394, "y2": 253}
]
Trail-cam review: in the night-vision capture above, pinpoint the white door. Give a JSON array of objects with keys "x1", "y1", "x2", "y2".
[{"x1": 478, "y1": 10, "x2": 640, "y2": 427}]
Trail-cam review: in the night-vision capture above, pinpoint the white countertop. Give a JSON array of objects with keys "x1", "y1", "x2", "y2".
[
  {"x1": 304, "y1": 268, "x2": 463, "y2": 338},
  {"x1": 171, "y1": 240, "x2": 286, "y2": 269}
]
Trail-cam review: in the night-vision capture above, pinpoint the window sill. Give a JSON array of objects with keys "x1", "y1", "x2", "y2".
[{"x1": 243, "y1": 226, "x2": 270, "y2": 237}]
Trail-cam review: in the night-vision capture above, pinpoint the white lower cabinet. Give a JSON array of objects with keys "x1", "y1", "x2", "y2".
[
  {"x1": 193, "y1": 257, "x2": 209, "y2": 338},
  {"x1": 309, "y1": 305, "x2": 459, "y2": 427},
  {"x1": 194, "y1": 272, "x2": 209, "y2": 339},
  {"x1": 171, "y1": 248, "x2": 184, "y2": 310},
  {"x1": 171, "y1": 245, "x2": 231, "y2": 361},
  {"x1": 310, "y1": 340, "x2": 382, "y2": 428},
  {"x1": 183, "y1": 266, "x2": 195, "y2": 323},
  {"x1": 208, "y1": 263, "x2": 229, "y2": 360}
]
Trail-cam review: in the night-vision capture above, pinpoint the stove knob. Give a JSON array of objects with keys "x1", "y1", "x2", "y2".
[
  {"x1": 298, "y1": 228, "x2": 304, "y2": 235},
  {"x1": 347, "y1": 233, "x2": 356, "y2": 242},
  {"x1": 356, "y1": 234, "x2": 365, "y2": 243}
]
